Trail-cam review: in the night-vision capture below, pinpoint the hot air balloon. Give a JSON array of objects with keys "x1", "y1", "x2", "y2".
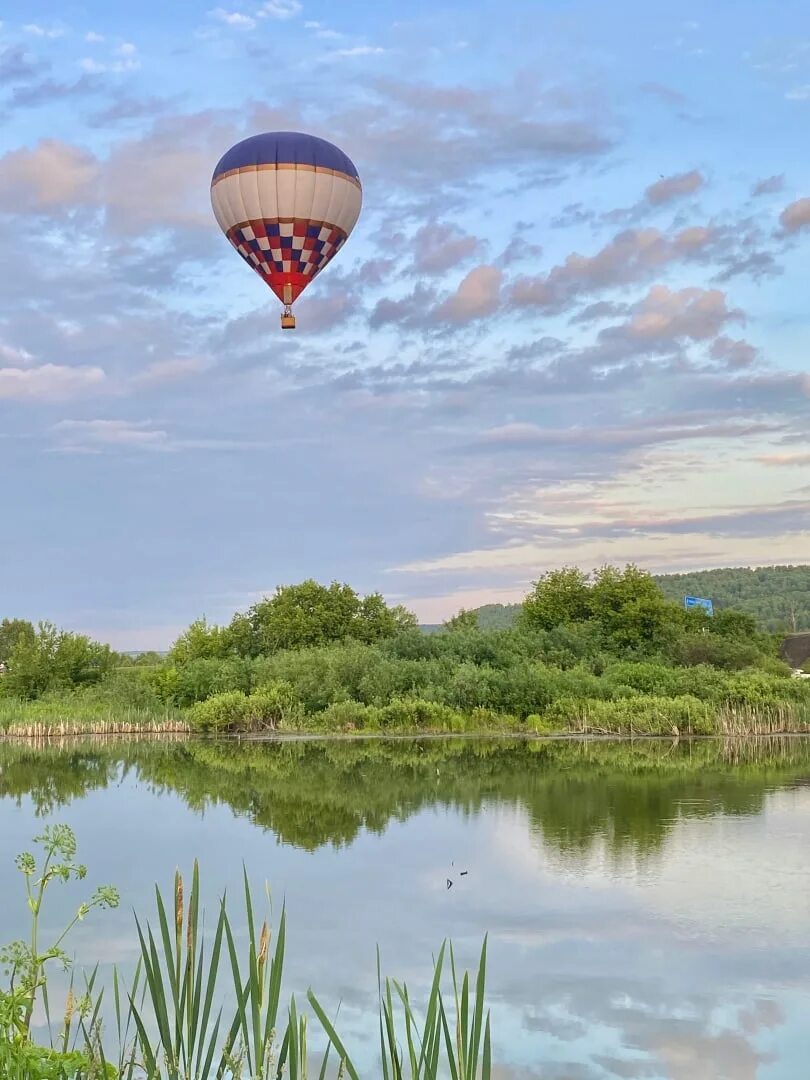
[{"x1": 210, "y1": 131, "x2": 362, "y2": 330}]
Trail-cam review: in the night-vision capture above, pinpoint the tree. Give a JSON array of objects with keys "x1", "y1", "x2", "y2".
[
  {"x1": 443, "y1": 608, "x2": 480, "y2": 633},
  {"x1": 226, "y1": 580, "x2": 416, "y2": 657},
  {"x1": 521, "y1": 568, "x2": 592, "y2": 631},
  {"x1": 168, "y1": 618, "x2": 232, "y2": 665},
  {"x1": 710, "y1": 609, "x2": 758, "y2": 641},
  {"x1": 3, "y1": 623, "x2": 115, "y2": 699},
  {"x1": 0, "y1": 619, "x2": 35, "y2": 665}
]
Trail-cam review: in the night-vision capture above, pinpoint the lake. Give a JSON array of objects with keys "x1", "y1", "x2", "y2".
[{"x1": 1, "y1": 735, "x2": 809, "y2": 1078}]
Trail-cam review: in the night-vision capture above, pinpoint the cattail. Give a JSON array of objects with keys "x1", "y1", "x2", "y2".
[
  {"x1": 175, "y1": 872, "x2": 184, "y2": 937},
  {"x1": 258, "y1": 921, "x2": 270, "y2": 978}
]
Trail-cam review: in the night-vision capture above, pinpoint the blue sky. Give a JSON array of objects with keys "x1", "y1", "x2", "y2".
[{"x1": 1, "y1": 0, "x2": 809, "y2": 648}]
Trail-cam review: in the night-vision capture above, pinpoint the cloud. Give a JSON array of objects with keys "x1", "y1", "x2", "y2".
[
  {"x1": 710, "y1": 335, "x2": 758, "y2": 369},
  {"x1": 0, "y1": 364, "x2": 105, "y2": 401},
  {"x1": 327, "y1": 46, "x2": 387, "y2": 59},
  {"x1": 0, "y1": 114, "x2": 234, "y2": 232},
  {"x1": 498, "y1": 224, "x2": 544, "y2": 268},
  {"x1": 88, "y1": 95, "x2": 173, "y2": 128},
  {"x1": 23, "y1": 24, "x2": 65, "y2": 39},
  {"x1": 469, "y1": 416, "x2": 772, "y2": 454},
  {"x1": 372, "y1": 267, "x2": 503, "y2": 330},
  {"x1": 779, "y1": 197, "x2": 810, "y2": 233},
  {"x1": 644, "y1": 170, "x2": 705, "y2": 205},
  {"x1": 0, "y1": 45, "x2": 45, "y2": 85},
  {"x1": 209, "y1": 8, "x2": 257, "y2": 30},
  {"x1": 599, "y1": 285, "x2": 743, "y2": 347},
  {"x1": 257, "y1": 0, "x2": 301, "y2": 17},
  {"x1": 0, "y1": 342, "x2": 35, "y2": 365},
  {"x1": 304, "y1": 21, "x2": 343, "y2": 40},
  {"x1": 135, "y1": 358, "x2": 209, "y2": 386},
  {"x1": 785, "y1": 85, "x2": 810, "y2": 101},
  {"x1": 369, "y1": 284, "x2": 434, "y2": 330},
  {"x1": 53, "y1": 419, "x2": 169, "y2": 451},
  {"x1": 85, "y1": 32, "x2": 105, "y2": 44},
  {"x1": 570, "y1": 301, "x2": 629, "y2": 324},
  {"x1": 751, "y1": 174, "x2": 785, "y2": 197},
  {"x1": 757, "y1": 452, "x2": 810, "y2": 467},
  {"x1": 80, "y1": 51, "x2": 140, "y2": 75},
  {"x1": 412, "y1": 222, "x2": 482, "y2": 274},
  {"x1": 52, "y1": 418, "x2": 270, "y2": 454},
  {"x1": 8, "y1": 74, "x2": 103, "y2": 109},
  {"x1": 509, "y1": 226, "x2": 716, "y2": 313},
  {"x1": 433, "y1": 266, "x2": 503, "y2": 324},
  {"x1": 0, "y1": 139, "x2": 99, "y2": 210},
  {"x1": 639, "y1": 82, "x2": 688, "y2": 105}
]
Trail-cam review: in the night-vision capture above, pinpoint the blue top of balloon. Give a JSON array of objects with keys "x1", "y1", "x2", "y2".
[{"x1": 212, "y1": 132, "x2": 360, "y2": 182}]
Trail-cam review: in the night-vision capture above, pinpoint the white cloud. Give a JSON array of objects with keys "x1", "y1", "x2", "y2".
[
  {"x1": 304, "y1": 20, "x2": 342, "y2": 39},
  {"x1": 80, "y1": 54, "x2": 140, "y2": 74},
  {"x1": 209, "y1": 8, "x2": 257, "y2": 30},
  {"x1": 23, "y1": 23, "x2": 65, "y2": 39},
  {"x1": 52, "y1": 418, "x2": 269, "y2": 454},
  {"x1": 785, "y1": 85, "x2": 810, "y2": 101},
  {"x1": 434, "y1": 266, "x2": 503, "y2": 324},
  {"x1": 257, "y1": 0, "x2": 301, "y2": 18},
  {"x1": 85, "y1": 31, "x2": 105, "y2": 43},
  {"x1": 0, "y1": 364, "x2": 105, "y2": 401},
  {"x1": 54, "y1": 419, "x2": 169, "y2": 449},
  {"x1": 603, "y1": 285, "x2": 743, "y2": 345},
  {"x1": 328, "y1": 45, "x2": 386, "y2": 58},
  {"x1": 0, "y1": 139, "x2": 99, "y2": 210},
  {"x1": 0, "y1": 342, "x2": 34, "y2": 365}
]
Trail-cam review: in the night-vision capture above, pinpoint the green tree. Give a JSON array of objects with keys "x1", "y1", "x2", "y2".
[
  {"x1": 228, "y1": 580, "x2": 415, "y2": 657},
  {"x1": 443, "y1": 608, "x2": 480, "y2": 633},
  {"x1": 0, "y1": 619, "x2": 35, "y2": 665},
  {"x1": 589, "y1": 565, "x2": 679, "y2": 653},
  {"x1": 2, "y1": 623, "x2": 115, "y2": 699},
  {"x1": 168, "y1": 617, "x2": 232, "y2": 664},
  {"x1": 521, "y1": 567, "x2": 591, "y2": 631},
  {"x1": 710, "y1": 608, "x2": 759, "y2": 641}
]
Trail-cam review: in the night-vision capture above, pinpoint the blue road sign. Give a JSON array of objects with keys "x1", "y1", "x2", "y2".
[{"x1": 684, "y1": 596, "x2": 714, "y2": 615}]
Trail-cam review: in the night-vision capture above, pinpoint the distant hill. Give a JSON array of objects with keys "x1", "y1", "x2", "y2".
[
  {"x1": 421, "y1": 565, "x2": 810, "y2": 635},
  {"x1": 653, "y1": 565, "x2": 810, "y2": 633}
]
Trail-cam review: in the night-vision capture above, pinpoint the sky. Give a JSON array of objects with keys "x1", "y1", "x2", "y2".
[{"x1": 0, "y1": 0, "x2": 809, "y2": 649}]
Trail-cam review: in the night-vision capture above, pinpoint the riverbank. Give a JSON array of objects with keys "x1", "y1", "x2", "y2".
[{"x1": 1, "y1": 695, "x2": 809, "y2": 739}]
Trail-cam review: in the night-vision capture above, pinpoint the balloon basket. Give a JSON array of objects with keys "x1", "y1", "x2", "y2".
[{"x1": 281, "y1": 313, "x2": 296, "y2": 330}]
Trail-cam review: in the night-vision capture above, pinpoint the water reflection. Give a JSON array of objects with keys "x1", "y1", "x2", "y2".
[
  {"x1": 2, "y1": 735, "x2": 809, "y2": 861},
  {"x1": 0, "y1": 735, "x2": 808, "y2": 1078}
]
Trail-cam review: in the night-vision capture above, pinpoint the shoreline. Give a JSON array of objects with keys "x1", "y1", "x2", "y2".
[{"x1": 3, "y1": 727, "x2": 810, "y2": 744}]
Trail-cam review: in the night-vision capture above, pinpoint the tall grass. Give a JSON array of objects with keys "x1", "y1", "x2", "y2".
[
  {"x1": 1, "y1": 845, "x2": 494, "y2": 1078},
  {"x1": 121, "y1": 865, "x2": 493, "y2": 1078},
  {"x1": 0, "y1": 695, "x2": 186, "y2": 738}
]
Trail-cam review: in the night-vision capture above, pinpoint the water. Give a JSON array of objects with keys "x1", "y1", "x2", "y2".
[{"x1": 1, "y1": 736, "x2": 809, "y2": 1078}]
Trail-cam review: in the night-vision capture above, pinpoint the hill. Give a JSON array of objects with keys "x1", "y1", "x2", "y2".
[
  {"x1": 421, "y1": 565, "x2": 810, "y2": 634},
  {"x1": 653, "y1": 565, "x2": 810, "y2": 633}
]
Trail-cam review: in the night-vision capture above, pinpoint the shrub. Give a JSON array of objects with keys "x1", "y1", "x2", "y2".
[
  {"x1": 601, "y1": 661, "x2": 684, "y2": 698},
  {"x1": 377, "y1": 698, "x2": 467, "y2": 730},
  {"x1": 317, "y1": 700, "x2": 383, "y2": 730},
  {"x1": 186, "y1": 690, "x2": 251, "y2": 733},
  {"x1": 673, "y1": 634, "x2": 765, "y2": 671},
  {"x1": 244, "y1": 681, "x2": 302, "y2": 730},
  {"x1": 187, "y1": 683, "x2": 302, "y2": 734}
]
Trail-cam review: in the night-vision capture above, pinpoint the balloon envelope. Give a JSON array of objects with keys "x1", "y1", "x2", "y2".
[{"x1": 210, "y1": 131, "x2": 362, "y2": 312}]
